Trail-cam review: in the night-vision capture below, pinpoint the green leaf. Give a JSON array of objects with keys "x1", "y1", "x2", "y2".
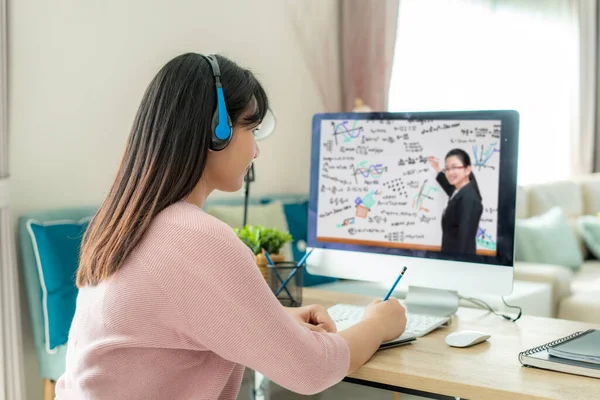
[{"x1": 234, "y1": 224, "x2": 293, "y2": 256}]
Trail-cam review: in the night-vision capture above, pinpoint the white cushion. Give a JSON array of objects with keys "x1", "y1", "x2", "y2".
[
  {"x1": 556, "y1": 260, "x2": 600, "y2": 323},
  {"x1": 527, "y1": 180, "x2": 582, "y2": 219},
  {"x1": 570, "y1": 260, "x2": 600, "y2": 293},
  {"x1": 513, "y1": 261, "x2": 573, "y2": 316},
  {"x1": 522, "y1": 181, "x2": 589, "y2": 259},
  {"x1": 580, "y1": 176, "x2": 600, "y2": 215},
  {"x1": 516, "y1": 186, "x2": 529, "y2": 219},
  {"x1": 558, "y1": 291, "x2": 600, "y2": 323}
]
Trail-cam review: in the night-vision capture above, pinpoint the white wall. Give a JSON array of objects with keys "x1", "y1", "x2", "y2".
[
  {"x1": 9, "y1": 0, "x2": 336, "y2": 218},
  {"x1": 8, "y1": 1, "x2": 338, "y2": 398}
]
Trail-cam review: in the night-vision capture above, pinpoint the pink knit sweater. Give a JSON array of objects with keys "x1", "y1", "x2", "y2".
[{"x1": 55, "y1": 200, "x2": 350, "y2": 399}]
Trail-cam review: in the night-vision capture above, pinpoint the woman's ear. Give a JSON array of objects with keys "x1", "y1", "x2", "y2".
[{"x1": 466, "y1": 165, "x2": 473, "y2": 176}]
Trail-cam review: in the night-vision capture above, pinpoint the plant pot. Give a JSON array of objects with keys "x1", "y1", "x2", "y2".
[{"x1": 255, "y1": 253, "x2": 285, "y2": 282}]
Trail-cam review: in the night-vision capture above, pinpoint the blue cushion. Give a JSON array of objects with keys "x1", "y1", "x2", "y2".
[
  {"x1": 282, "y1": 201, "x2": 338, "y2": 287},
  {"x1": 515, "y1": 207, "x2": 583, "y2": 270},
  {"x1": 26, "y1": 217, "x2": 90, "y2": 352}
]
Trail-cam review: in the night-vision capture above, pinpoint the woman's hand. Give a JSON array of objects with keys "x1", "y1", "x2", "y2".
[
  {"x1": 286, "y1": 304, "x2": 337, "y2": 333},
  {"x1": 362, "y1": 298, "x2": 407, "y2": 342},
  {"x1": 428, "y1": 156, "x2": 441, "y2": 173}
]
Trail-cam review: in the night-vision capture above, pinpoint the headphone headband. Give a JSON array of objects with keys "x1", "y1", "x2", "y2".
[{"x1": 201, "y1": 54, "x2": 222, "y2": 83}]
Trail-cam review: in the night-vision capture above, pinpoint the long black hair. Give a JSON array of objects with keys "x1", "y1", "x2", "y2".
[
  {"x1": 77, "y1": 53, "x2": 269, "y2": 287},
  {"x1": 445, "y1": 148, "x2": 482, "y2": 200}
]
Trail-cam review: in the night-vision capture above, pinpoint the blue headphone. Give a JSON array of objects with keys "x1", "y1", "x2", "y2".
[{"x1": 200, "y1": 54, "x2": 232, "y2": 151}]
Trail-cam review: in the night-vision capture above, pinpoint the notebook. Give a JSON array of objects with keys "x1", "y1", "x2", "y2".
[
  {"x1": 518, "y1": 329, "x2": 600, "y2": 379},
  {"x1": 378, "y1": 335, "x2": 416, "y2": 350},
  {"x1": 548, "y1": 329, "x2": 600, "y2": 365}
]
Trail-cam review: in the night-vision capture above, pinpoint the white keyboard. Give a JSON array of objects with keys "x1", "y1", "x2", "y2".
[{"x1": 328, "y1": 303, "x2": 450, "y2": 339}]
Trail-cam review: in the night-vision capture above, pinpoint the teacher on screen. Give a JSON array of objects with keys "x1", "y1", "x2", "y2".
[{"x1": 428, "y1": 149, "x2": 483, "y2": 255}]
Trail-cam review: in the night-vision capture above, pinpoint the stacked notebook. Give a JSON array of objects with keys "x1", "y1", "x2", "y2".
[{"x1": 519, "y1": 329, "x2": 600, "y2": 379}]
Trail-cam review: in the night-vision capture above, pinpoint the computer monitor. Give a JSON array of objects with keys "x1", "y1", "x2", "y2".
[{"x1": 306, "y1": 110, "x2": 519, "y2": 316}]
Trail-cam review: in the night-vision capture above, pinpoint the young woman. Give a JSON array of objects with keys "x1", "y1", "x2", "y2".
[
  {"x1": 55, "y1": 53, "x2": 407, "y2": 400},
  {"x1": 428, "y1": 148, "x2": 483, "y2": 255}
]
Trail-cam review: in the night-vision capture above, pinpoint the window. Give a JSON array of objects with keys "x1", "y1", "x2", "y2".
[{"x1": 388, "y1": 0, "x2": 578, "y2": 185}]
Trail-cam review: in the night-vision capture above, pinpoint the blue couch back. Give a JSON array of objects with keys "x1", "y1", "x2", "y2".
[{"x1": 18, "y1": 206, "x2": 98, "y2": 380}]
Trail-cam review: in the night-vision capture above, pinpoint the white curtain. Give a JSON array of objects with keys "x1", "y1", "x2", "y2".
[
  {"x1": 573, "y1": 0, "x2": 597, "y2": 175},
  {"x1": 0, "y1": 0, "x2": 26, "y2": 397},
  {"x1": 388, "y1": 0, "x2": 581, "y2": 185},
  {"x1": 286, "y1": 0, "x2": 343, "y2": 112},
  {"x1": 286, "y1": 0, "x2": 400, "y2": 113},
  {"x1": 339, "y1": 0, "x2": 400, "y2": 112}
]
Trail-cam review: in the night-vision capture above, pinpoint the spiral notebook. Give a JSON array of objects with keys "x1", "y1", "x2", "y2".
[{"x1": 518, "y1": 329, "x2": 600, "y2": 379}]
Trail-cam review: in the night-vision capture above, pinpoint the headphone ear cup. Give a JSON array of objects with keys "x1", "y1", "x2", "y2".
[
  {"x1": 209, "y1": 110, "x2": 232, "y2": 151},
  {"x1": 202, "y1": 53, "x2": 233, "y2": 151}
]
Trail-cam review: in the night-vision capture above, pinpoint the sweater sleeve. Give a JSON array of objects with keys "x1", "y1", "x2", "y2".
[{"x1": 143, "y1": 224, "x2": 351, "y2": 396}]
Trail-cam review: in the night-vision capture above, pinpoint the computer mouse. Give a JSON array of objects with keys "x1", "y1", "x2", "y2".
[{"x1": 445, "y1": 330, "x2": 491, "y2": 348}]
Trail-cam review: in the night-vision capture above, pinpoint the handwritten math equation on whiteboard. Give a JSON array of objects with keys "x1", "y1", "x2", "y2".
[{"x1": 316, "y1": 119, "x2": 501, "y2": 253}]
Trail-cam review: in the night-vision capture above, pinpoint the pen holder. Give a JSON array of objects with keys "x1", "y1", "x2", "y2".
[
  {"x1": 255, "y1": 253, "x2": 285, "y2": 282},
  {"x1": 268, "y1": 261, "x2": 304, "y2": 307}
]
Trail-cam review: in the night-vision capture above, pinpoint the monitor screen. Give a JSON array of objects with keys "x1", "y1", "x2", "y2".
[{"x1": 308, "y1": 110, "x2": 519, "y2": 268}]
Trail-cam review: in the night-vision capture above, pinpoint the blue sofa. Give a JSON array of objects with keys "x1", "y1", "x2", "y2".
[{"x1": 17, "y1": 195, "x2": 337, "y2": 385}]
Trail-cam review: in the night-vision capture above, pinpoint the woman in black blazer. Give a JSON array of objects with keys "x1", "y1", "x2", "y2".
[{"x1": 428, "y1": 149, "x2": 483, "y2": 255}]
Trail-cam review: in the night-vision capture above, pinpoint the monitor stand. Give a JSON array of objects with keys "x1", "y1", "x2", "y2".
[{"x1": 404, "y1": 286, "x2": 459, "y2": 317}]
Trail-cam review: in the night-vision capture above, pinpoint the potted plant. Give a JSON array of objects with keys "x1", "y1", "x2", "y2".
[{"x1": 234, "y1": 225, "x2": 293, "y2": 281}]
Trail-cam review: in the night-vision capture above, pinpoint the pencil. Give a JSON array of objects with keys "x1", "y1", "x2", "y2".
[{"x1": 383, "y1": 266, "x2": 408, "y2": 301}]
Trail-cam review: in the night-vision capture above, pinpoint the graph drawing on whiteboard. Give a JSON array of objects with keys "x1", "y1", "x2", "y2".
[{"x1": 314, "y1": 118, "x2": 502, "y2": 256}]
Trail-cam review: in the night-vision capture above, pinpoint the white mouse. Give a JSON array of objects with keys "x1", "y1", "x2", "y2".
[{"x1": 445, "y1": 330, "x2": 491, "y2": 348}]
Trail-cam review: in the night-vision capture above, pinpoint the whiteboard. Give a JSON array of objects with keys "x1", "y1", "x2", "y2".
[{"x1": 315, "y1": 118, "x2": 501, "y2": 255}]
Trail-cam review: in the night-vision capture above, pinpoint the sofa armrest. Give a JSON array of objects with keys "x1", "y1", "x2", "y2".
[{"x1": 513, "y1": 261, "x2": 573, "y2": 316}]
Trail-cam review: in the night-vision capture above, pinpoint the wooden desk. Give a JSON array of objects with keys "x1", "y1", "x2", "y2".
[{"x1": 303, "y1": 288, "x2": 600, "y2": 400}]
